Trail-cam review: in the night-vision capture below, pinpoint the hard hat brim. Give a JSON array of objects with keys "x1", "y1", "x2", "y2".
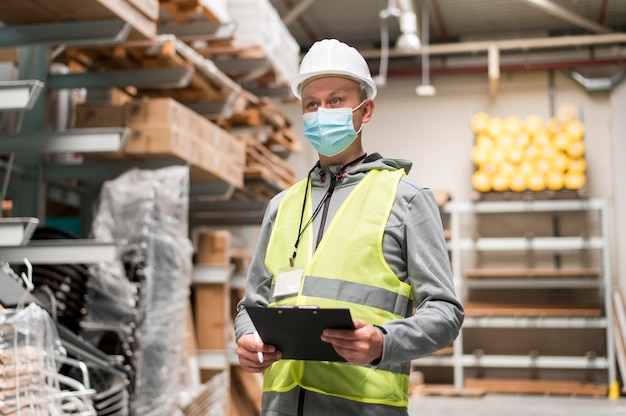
[{"x1": 290, "y1": 69, "x2": 377, "y2": 100}]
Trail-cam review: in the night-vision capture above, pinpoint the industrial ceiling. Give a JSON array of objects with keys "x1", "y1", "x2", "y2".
[{"x1": 267, "y1": 0, "x2": 626, "y2": 90}]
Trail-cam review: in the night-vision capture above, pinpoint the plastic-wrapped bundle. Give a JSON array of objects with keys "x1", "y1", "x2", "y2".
[
  {"x1": 0, "y1": 303, "x2": 65, "y2": 415},
  {"x1": 88, "y1": 166, "x2": 193, "y2": 415}
]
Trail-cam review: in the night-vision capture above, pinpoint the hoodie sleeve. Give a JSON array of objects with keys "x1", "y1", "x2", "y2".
[{"x1": 377, "y1": 181, "x2": 464, "y2": 364}]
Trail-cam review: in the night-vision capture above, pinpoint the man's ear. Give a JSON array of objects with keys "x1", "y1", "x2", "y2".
[{"x1": 361, "y1": 99, "x2": 375, "y2": 123}]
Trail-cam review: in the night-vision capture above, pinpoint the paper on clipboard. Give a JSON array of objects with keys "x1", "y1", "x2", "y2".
[{"x1": 246, "y1": 306, "x2": 354, "y2": 362}]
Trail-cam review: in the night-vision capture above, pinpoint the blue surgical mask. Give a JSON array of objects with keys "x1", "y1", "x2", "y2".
[{"x1": 303, "y1": 100, "x2": 366, "y2": 156}]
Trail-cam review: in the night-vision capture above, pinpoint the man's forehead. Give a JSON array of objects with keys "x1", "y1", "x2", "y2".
[{"x1": 301, "y1": 76, "x2": 360, "y2": 95}]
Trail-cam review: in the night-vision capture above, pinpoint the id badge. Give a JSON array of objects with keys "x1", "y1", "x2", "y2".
[{"x1": 272, "y1": 266, "x2": 304, "y2": 298}]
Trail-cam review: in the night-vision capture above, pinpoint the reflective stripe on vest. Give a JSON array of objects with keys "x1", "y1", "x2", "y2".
[{"x1": 263, "y1": 168, "x2": 411, "y2": 408}]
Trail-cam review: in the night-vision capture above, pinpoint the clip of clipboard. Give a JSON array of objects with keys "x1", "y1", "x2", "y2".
[{"x1": 246, "y1": 306, "x2": 354, "y2": 362}]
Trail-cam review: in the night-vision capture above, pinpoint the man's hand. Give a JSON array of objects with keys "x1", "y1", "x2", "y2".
[
  {"x1": 237, "y1": 333, "x2": 281, "y2": 373},
  {"x1": 321, "y1": 320, "x2": 383, "y2": 365}
]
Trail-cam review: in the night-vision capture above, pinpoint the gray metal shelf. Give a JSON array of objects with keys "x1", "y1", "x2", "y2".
[
  {"x1": 0, "y1": 217, "x2": 39, "y2": 246},
  {"x1": 0, "y1": 80, "x2": 44, "y2": 111},
  {"x1": 445, "y1": 198, "x2": 615, "y2": 392},
  {"x1": 0, "y1": 239, "x2": 120, "y2": 264},
  {"x1": 0, "y1": 128, "x2": 131, "y2": 154},
  {"x1": 0, "y1": 19, "x2": 130, "y2": 47}
]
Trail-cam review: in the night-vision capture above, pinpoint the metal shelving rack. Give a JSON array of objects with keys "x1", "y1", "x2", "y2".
[
  {"x1": 441, "y1": 197, "x2": 616, "y2": 393},
  {"x1": 0, "y1": 19, "x2": 138, "y2": 265}
]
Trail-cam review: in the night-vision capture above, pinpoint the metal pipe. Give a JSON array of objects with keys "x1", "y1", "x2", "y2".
[
  {"x1": 360, "y1": 32, "x2": 626, "y2": 58},
  {"x1": 519, "y1": 0, "x2": 613, "y2": 34},
  {"x1": 384, "y1": 57, "x2": 625, "y2": 77}
]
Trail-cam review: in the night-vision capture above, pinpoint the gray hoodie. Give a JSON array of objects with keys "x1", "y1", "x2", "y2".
[{"x1": 234, "y1": 153, "x2": 464, "y2": 415}]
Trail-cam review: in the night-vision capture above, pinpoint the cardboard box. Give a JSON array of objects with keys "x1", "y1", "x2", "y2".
[
  {"x1": 0, "y1": 48, "x2": 19, "y2": 63},
  {"x1": 125, "y1": 97, "x2": 193, "y2": 130},
  {"x1": 196, "y1": 230, "x2": 231, "y2": 265},
  {"x1": 192, "y1": 139, "x2": 244, "y2": 188},
  {"x1": 194, "y1": 283, "x2": 230, "y2": 350},
  {"x1": 123, "y1": 125, "x2": 193, "y2": 157},
  {"x1": 75, "y1": 102, "x2": 125, "y2": 128}
]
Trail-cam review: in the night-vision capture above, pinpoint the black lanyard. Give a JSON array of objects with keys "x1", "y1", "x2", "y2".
[{"x1": 289, "y1": 153, "x2": 367, "y2": 267}]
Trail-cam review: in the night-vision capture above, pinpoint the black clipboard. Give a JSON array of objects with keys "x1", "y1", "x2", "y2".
[{"x1": 246, "y1": 306, "x2": 354, "y2": 362}]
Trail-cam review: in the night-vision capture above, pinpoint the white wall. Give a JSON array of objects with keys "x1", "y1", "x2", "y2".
[
  {"x1": 610, "y1": 78, "x2": 626, "y2": 290},
  {"x1": 279, "y1": 69, "x2": 624, "y2": 286}
]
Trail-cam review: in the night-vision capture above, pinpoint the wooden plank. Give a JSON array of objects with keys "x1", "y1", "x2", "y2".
[
  {"x1": 464, "y1": 302, "x2": 602, "y2": 318},
  {"x1": 59, "y1": 38, "x2": 226, "y2": 101},
  {"x1": 238, "y1": 136, "x2": 296, "y2": 190},
  {"x1": 465, "y1": 378, "x2": 608, "y2": 397},
  {"x1": 196, "y1": 230, "x2": 230, "y2": 266},
  {"x1": 416, "y1": 384, "x2": 487, "y2": 397},
  {"x1": 0, "y1": 0, "x2": 157, "y2": 39},
  {"x1": 194, "y1": 283, "x2": 230, "y2": 350},
  {"x1": 464, "y1": 268, "x2": 601, "y2": 278},
  {"x1": 159, "y1": 0, "x2": 226, "y2": 23},
  {"x1": 231, "y1": 366, "x2": 262, "y2": 414}
]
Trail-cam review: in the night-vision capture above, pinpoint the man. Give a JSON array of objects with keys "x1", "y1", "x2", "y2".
[{"x1": 234, "y1": 38, "x2": 463, "y2": 416}]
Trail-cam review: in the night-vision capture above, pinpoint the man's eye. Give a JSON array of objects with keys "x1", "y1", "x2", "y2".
[
  {"x1": 306, "y1": 102, "x2": 318, "y2": 109},
  {"x1": 330, "y1": 98, "x2": 341, "y2": 105}
]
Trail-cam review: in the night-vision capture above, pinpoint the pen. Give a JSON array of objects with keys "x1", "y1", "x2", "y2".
[{"x1": 253, "y1": 331, "x2": 264, "y2": 364}]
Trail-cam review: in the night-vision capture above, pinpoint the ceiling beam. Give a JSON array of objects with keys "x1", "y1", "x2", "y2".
[
  {"x1": 283, "y1": 0, "x2": 317, "y2": 26},
  {"x1": 519, "y1": 0, "x2": 613, "y2": 34},
  {"x1": 359, "y1": 32, "x2": 626, "y2": 58}
]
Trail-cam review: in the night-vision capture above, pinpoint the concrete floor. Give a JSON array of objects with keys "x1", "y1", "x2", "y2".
[{"x1": 408, "y1": 394, "x2": 626, "y2": 416}]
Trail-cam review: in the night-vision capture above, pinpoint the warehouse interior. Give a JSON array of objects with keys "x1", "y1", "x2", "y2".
[{"x1": 1, "y1": 0, "x2": 626, "y2": 415}]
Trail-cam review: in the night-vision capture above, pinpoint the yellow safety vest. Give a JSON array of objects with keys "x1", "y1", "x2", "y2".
[{"x1": 263, "y1": 168, "x2": 413, "y2": 408}]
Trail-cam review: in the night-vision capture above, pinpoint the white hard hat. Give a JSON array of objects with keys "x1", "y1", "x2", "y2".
[{"x1": 290, "y1": 39, "x2": 377, "y2": 100}]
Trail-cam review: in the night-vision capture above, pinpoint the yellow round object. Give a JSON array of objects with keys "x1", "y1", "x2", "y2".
[
  {"x1": 501, "y1": 161, "x2": 516, "y2": 177},
  {"x1": 509, "y1": 173, "x2": 527, "y2": 192},
  {"x1": 475, "y1": 133, "x2": 494, "y2": 148},
  {"x1": 564, "y1": 172, "x2": 586, "y2": 190},
  {"x1": 552, "y1": 131, "x2": 570, "y2": 151},
  {"x1": 492, "y1": 174, "x2": 509, "y2": 192},
  {"x1": 504, "y1": 116, "x2": 523, "y2": 136},
  {"x1": 515, "y1": 132, "x2": 531, "y2": 148},
  {"x1": 472, "y1": 170, "x2": 491, "y2": 192},
  {"x1": 534, "y1": 132, "x2": 550, "y2": 147},
  {"x1": 489, "y1": 147, "x2": 506, "y2": 166},
  {"x1": 540, "y1": 145, "x2": 557, "y2": 160},
  {"x1": 567, "y1": 141, "x2": 585, "y2": 158},
  {"x1": 524, "y1": 144, "x2": 540, "y2": 161},
  {"x1": 569, "y1": 158, "x2": 587, "y2": 173},
  {"x1": 519, "y1": 161, "x2": 534, "y2": 176},
  {"x1": 486, "y1": 117, "x2": 504, "y2": 138},
  {"x1": 546, "y1": 117, "x2": 562, "y2": 135},
  {"x1": 471, "y1": 112, "x2": 491, "y2": 134},
  {"x1": 497, "y1": 134, "x2": 515, "y2": 149},
  {"x1": 527, "y1": 172, "x2": 546, "y2": 192},
  {"x1": 524, "y1": 115, "x2": 544, "y2": 136},
  {"x1": 535, "y1": 158, "x2": 551, "y2": 173},
  {"x1": 471, "y1": 145, "x2": 491, "y2": 166},
  {"x1": 546, "y1": 170, "x2": 564, "y2": 191},
  {"x1": 552, "y1": 152, "x2": 570, "y2": 172},
  {"x1": 564, "y1": 119, "x2": 585, "y2": 141},
  {"x1": 507, "y1": 146, "x2": 524, "y2": 164}
]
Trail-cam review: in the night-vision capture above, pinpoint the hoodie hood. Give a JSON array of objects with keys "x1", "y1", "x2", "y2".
[{"x1": 309, "y1": 153, "x2": 413, "y2": 188}]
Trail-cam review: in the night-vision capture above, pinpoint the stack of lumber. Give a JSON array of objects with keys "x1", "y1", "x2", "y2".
[
  {"x1": 59, "y1": 35, "x2": 241, "y2": 103},
  {"x1": 220, "y1": 98, "x2": 301, "y2": 157},
  {"x1": 0, "y1": 0, "x2": 159, "y2": 40},
  {"x1": 215, "y1": 97, "x2": 299, "y2": 198},
  {"x1": 75, "y1": 97, "x2": 246, "y2": 187},
  {"x1": 159, "y1": 0, "x2": 230, "y2": 24}
]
